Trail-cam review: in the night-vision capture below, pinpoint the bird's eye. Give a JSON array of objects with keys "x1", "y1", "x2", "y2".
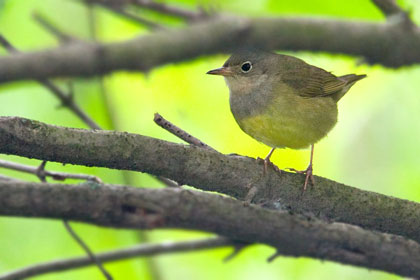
[{"x1": 241, "y1": 61, "x2": 252, "y2": 73}]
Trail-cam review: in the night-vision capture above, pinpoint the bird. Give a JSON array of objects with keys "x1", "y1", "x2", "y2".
[{"x1": 207, "y1": 50, "x2": 366, "y2": 190}]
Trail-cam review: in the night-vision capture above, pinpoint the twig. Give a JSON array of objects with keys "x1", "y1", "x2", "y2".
[
  {"x1": 0, "y1": 35, "x2": 101, "y2": 130},
  {"x1": 371, "y1": 0, "x2": 416, "y2": 29},
  {"x1": 154, "y1": 113, "x2": 216, "y2": 151},
  {"x1": 133, "y1": 0, "x2": 210, "y2": 22},
  {"x1": 62, "y1": 220, "x2": 112, "y2": 280},
  {"x1": 96, "y1": 3, "x2": 166, "y2": 30},
  {"x1": 0, "y1": 237, "x2": 232, "y2": 280},
  {"x1": 85, "y1": 0, "x2": 210, "y2": 21},
  {"x1": 34, "y1": 161, "x2": 112, "y2": 280},
  {"x1": 266, "y1": 250, "x2": 280, "y2": 263},
  {"x1": 32, "y1": 12, "x2": 79, "y2": 43},
  {"x1": 223, "y1": 242, "x2": 249, "y2": 262},
  {"x1": 0, "y1": 159, "x2": 102, "y2": 183}
]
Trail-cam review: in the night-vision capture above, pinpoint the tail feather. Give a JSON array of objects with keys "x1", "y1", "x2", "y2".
[
  {"x1": 339, "y1": 74, "x2": 367, "y2": 84},
  {"x1": 333, "y1": 74, "x2": 366, "y2": 101}
]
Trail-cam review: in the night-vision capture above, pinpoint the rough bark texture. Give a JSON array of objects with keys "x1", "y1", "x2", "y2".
[
  {"x1": 1, "y1": 180, "x2": 420, "y2": 278},
  {"x1": 1, "y1": 117, "x2": 420, "y2": 245},
  {"x1": 0, "y1": 16, "x2": 419, "y2": 84}
]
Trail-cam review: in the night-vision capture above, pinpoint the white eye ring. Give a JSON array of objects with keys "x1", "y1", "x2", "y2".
[{"x1": 241, "y1": 61, "x2": 252, "y2": 73}]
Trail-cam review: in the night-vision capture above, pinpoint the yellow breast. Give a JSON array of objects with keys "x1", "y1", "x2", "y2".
[{"x1": 235, "y1": 93, "x2": 338, "y2": 149}]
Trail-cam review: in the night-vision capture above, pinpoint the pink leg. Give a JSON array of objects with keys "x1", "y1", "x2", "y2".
[{"x1": 288, "y1": 144, "x2": 315, "y2": 191}]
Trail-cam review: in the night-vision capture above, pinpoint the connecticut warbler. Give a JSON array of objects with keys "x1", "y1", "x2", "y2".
[{"x1": 207, "y1": 50, "x2": 366, "y2": 190}]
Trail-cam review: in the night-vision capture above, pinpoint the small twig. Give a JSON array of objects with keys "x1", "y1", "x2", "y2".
[
  {"x1": 32, "y1": 12, "x2": 79, "y2": 43},
  {"x1": 132, "y1": 0, "x2": 211, "y2": 22},
  {"x1": 266, "y1": 250, "x2": 281, "y2": 263},
  {"x1": 0, "y1": 35, "x2": 101, "y2": 130},
  {"x1": 156, "y1": 176, "x2": 180, "y2": 188},
  {"x1": 371, "y1": 0, "x2": 416, "y2": 29},
  {"x1": 223, "y1": 242, "x2": 249, "y2": 262},
  {"x1": 97, "y1": 3, "x2": 166, "y2": 30},
  {"x1": 62, "y1": 220, "x2": 113, "y2": 280},
  {"x1": 154, "y1": 113, "x2": 217, "y2": 152},
  {"x1": 34, "y1": 160, "x2": 111, "y2": 279},
  {"x1": 0, "y1": 237, "x2": 232, "y2": 280},
  {"x1": 0, "y1": 159, "x2": 102, "y2": 183}
]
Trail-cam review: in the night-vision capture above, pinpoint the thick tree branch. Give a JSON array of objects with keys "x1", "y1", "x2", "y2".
[
  {"x1": 0, "y1": 237, "x2": 233, "y2": 280},
  {"x1": 1, "y1": 181, "x2": 420, "y2": 278},
  {"x1": 0, "y1": 16, "x2": 419, "y2": 85},
  {"x1": 1, "y1": 116, "x2": 420, "y2": 245}
]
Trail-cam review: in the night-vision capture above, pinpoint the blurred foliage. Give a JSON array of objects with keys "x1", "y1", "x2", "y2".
[{"x1": 0, "y1": 0, "x2": 419, "y2": 279}]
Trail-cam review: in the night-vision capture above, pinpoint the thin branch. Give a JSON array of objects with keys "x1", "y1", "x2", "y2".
[
  {"x1": 132, "y1": 0, "x2": 211, "y2": 22},
  {"x1": 0, "y1": 35, "x2": 101, "y2": 130},
  {"x1": 0, "y1": 159, "x2": 101, "y2": 183},
  {"x1": 62, "y1": 220, "x2": 112, "y2": 280},
  {"x1": 32, "y1": 12, "x2": 79, "y2": 43},
  {"x1": 223, "y1": 242, "x2": 249, "y2": 262},
  {"x1": 31, "y1": 160, "x2": 112, "y2": 280},
  {"x1": 1, "y1": 181, "x2": 420, "y2": 278},
  {"x1": 371, "y1": 0, "x2": 416, "y2": 28},
  {"x1": 154, "y1": 113, "x2": 216, "y2": 151},
  {"x1": 0, "y1": 237, "x2": 232, "y2": 280},
  {"x1": 96, "y1": 3, "x2": 166, "y2": 30},
  {"x1": 3, "y1": 117, "x2": 420, "y2": 246},
  {"x1": 85, "y1": 0, "x2": 210, "y2": 21}
]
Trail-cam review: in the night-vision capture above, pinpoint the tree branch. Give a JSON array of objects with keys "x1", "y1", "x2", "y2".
[
  {"x1": 0, "y1": 159, "x2": 101, "y2": 182},
  {"x1": 1, "y1": 117, "x2": 420, "y2": 245},
  {"x1": 1, "y1": 180, "x2": 420, "y2": 278},
  {"x1": 0, "y1": 35, "x2": 101, "y2": 130},
  {"x1": 371, "y1": 0, "x2": 416, "y2": 29},
  {"x1": 85, "y1": 0, "x2": 210, "y2": 22},
  {"x1": 154, "y1": 113, "x2": 216, "y2": 151},
  {"x1": 94, "y1": 3, "x2": 166, "y2": 30},
  {"x1": 0, "y1": 16, "x2": 419, "y2": 85},
  {"x1": 32, "y1": 12, "x2": 80, "y2": 43},
  {"x1": 0, "y1": 237, "x2": 233, "y2": 280}
]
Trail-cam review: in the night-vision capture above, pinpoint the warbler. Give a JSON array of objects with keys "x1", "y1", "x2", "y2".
[{"x1": 207, "y1": 50, "x2": 365, "y2": 190}]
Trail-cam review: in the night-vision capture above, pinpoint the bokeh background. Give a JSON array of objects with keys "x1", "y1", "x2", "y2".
[{"x1": 1, "y1": 0, "x2": 419, "y2": 279}]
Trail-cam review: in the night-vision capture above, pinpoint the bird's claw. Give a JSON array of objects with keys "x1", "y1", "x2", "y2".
[
  {"x1": 258, "y1": 157, "x2": 280, "y2": 174},
  {"x1": 287, "y1": 164, "x2": 315, "y2": 191}
]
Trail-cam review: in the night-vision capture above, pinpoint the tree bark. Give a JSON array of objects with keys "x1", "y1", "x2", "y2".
[
  {"x1": 1, "y1": 180, "x2": 420, "y2": 278},
  {"x1": 1, "y1": 116, "x2": 420, "y2": 245},
  {"x1": 0, "y1": 16, "x2": 419, "y2": 84}
]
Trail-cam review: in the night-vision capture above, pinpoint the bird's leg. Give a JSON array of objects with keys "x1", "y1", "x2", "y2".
[
  {"x1": 288, "y1": 144, "x2": 315, "y2": 191},
  {"x1": 262, "y1": 147, "x2": 280, "y2": 173}
]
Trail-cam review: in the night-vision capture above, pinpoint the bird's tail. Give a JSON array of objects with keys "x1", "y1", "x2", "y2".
[
  {"x1": 334, "y1": 74, "x2": 366, "y2": 101},
  {"x1": 339, "y1": 74, "x2": 367, "y2": 84}
]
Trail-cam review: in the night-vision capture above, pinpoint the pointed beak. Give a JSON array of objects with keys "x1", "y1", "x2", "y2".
[{"x1": 206, "y1": 67, "x2": 233, "y2": 76}]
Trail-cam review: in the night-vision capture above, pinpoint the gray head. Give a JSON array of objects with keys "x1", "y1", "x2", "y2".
[{"x1": 207, "y1": 50, "x2": 278, "y2": 94}]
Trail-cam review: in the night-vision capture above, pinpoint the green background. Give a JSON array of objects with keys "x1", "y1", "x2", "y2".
[{"x1": 0, "y1": 0, "x2": 419, "y2": 279}]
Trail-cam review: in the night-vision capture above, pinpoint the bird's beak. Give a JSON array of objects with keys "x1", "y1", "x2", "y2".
[{"x1": 206, "y1": 67, "x2": 233, "y2": 76}]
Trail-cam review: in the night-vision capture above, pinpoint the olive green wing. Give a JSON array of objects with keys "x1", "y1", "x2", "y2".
[{"x1": 278, "y1": 56, "x2": 365, "y2": 101}]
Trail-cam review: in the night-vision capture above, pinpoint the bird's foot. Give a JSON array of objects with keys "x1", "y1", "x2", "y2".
[
  {"x1": 287, "y1": 164, "x2": 315, "y2": 191},
  {"x1": 257, "y1": 157, "x2": 281, "y2": 174}
]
